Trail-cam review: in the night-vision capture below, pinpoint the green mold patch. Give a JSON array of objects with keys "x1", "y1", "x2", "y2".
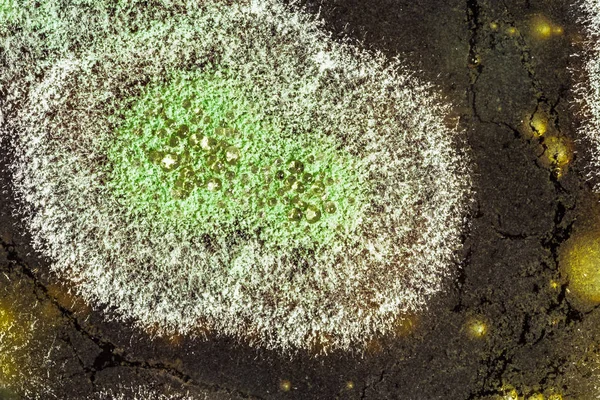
[{"x1": 106, "y1": 69, "x2": 369, "y2": 250}]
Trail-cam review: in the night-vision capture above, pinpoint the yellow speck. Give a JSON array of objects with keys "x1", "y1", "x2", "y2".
[
  {"x1": 560, "y1": 229, "x2": 600, "y2": 304},
  {"x1": 531, "y1": 15, "x2": 553, "y2": 39},
  {"x1": 346, "y1": 381, "x2": 355, "y2": 390},
  {"x1": 490, "y1": 22, "x2": 499, "y2": 30},
  {"x1": 466, "y1": 317, "x2": 488, "y2": 339},
  {"x1": 507, "y1": 26, "x2": 518, "y2": 36},
  {"x1": 550, "y1": 280, "x2": 560, "y2": 290},
  {"x1": 280, "y1": 379, "x2": 292, "y2": 392},
  {"x1": 553, "y1": 26, "x2": 564, "y2": 35}
]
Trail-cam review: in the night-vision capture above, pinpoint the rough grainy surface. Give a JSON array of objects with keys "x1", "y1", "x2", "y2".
[{"x1": 1, "y1": 0, "x2": 599, "y2": 399}]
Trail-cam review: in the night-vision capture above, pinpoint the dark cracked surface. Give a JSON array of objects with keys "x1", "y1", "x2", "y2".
[{"x1": 2, "y1": 0, "x2": 600, "y2": 399}]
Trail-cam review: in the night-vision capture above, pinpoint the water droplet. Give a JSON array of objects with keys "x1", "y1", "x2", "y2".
[
  {"x1": 325, "y1": 177, "x2": 334, "y2": 186},
  {"x1": 182, "y1": 98, "x2": 192, "y2": 109},
  {"x1": 200, "y1": 136, "x2": 218, "y2": 152},
  {"x1": 206, "y1": 177, "x2": 222, "y2": 191},
  {"x1": 188, "y1": 133, "x2": 201, "y2": 147},
  {"x1": 310, "y1": 180, "x2": 325, "y2": 196},
  {"x1": 225, "y1": 146, "x2": 241, "y2": 165},
  {"x1": 205, "y1": 154, "x2": 217, "y2": 166},
  {"x1": 225, "y1": 111, "x2": 235, "y2": 120},
  {"x1": 210, "y1": 159, "x2": 226, "y2": 173},
  {"x1": 157, "y1": 128, "x2": 168, "y2": 138},
  {"x1": 160, "y1": 153, "x2": 180, "y2": 171},
  {"x1": 296, "y1": 200, "x2": 308, "y2": 211},
  {"x1": 305, "y1": 205, "x2": 321, "y2": 223},
  {"x1": 275, "y1": 170, "x2": 285, "y2": 180},
  {"x1": 288, "y1": 160, "x2": 304, "y2": 174},
  {"x1": 277, "y1": 188, "x2": 286, "y2": 196},
  {"x1": 273, "y1": 157, "x2": 283, "y2": 166},
  {"x1": 324, "y1": 201, "x2": 337, "y2": 214},
  {"x1": 291, "y1": 180, "x2": 305, "y2": 193},
  {"x1": 306, "y1": 154, "x2": 315, "y2": 164},
  {"x1": 203, "y1": 115, "x2": 212, "y2": 124},
  {"x1": 168, "y1": 135, "x2": 181, "y2": 147},
  {"x1": 223, "y1": 127, "x2": 235, "y2": 137},
  {"x1": 301, "y1": 172, "x2": 313, "y2": 184},
  {"x1": 288, "y1": 207, "x2": 303, "y2": 222},
  {"x1": 178, "y1": 166, "x2": 194, "y2": 180},
  {"x1": 268, "y1": 197, "x2": 277, "y2": 207},
  {"x1": 225, "y1": 170, "x2": 235, "y2": 180},
  {"x1": 348, "y1": 197, "x2": 356, "y2": 205},
  {"x1": 283, "y1": 175, "x2": 296, "y2": 189},
  {"x1": 176, "y1": 125, "x2": 189, "y2": 138},
  {"x1": 251, "y1": 165, "x2": 259, "y2": 174},
  {"x1": 174, "y1": 177, "x2": 193, "y2": 191},
  {"x1": 148, "y1": 150, "x2": 164, "y2": 164}
]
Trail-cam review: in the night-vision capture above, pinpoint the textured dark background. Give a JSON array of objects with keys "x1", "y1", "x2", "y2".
[{"x1": 1, "y1": 0, "x2": 598, "y2": 399}]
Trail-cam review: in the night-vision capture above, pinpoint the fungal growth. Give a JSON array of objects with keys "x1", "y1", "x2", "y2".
[
  {"x1": 108, "y1": 71, "x2": 367, "y2": 249},
  {"x1": 3, "y1": 0, "x2": 471, "y2": 353},
  {"x1": 579, "y1": 0, "x2": 600, "y2": 188}
]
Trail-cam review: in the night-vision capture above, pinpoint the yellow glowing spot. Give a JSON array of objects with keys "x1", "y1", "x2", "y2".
[
  {"x1": 346, "y1": 381, "x2": 355, "y2": 390},
  {"x1": 550, "y1": 280, "x2": 560, "y2": 290},
  {"x1": 530, "y1": 112, "x2": 548, "y2": 137},
  {"x1": 280, "y1": 379, "x2": 292, "y2": 392},
  {"x1": 531, "y1": 16, "x2": 553, "y2": 39},
  {"x1": 507, "y1": 26, "x2": 518, "y2": 36},
  {"x1": 544, "y1": 136, "x2": 572, "y2": 172},
  {"x1": 553, "y1": 26, "x2": 564, "y2": 35},
  {"x1": 502, "y1": 389, "x2": 519, "y2": 400},
  {"x1": 560, "y1": 229, "x2": 600, "y2": 304},
  {"x1": 490, "y1": 22, "x2": 499, "y2": 30},
  {"x1": 466, "y1": 317, "x2": 488, "y2": 339}
]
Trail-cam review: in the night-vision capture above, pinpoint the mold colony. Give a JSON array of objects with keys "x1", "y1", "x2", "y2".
[{"x1": 108, "y1": 71, "x2": 367, "y2": 248}]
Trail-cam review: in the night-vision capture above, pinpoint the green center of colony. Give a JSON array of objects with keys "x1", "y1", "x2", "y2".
[{"x1": 107, "y1": 73, "x2": 366, "y2": 246}]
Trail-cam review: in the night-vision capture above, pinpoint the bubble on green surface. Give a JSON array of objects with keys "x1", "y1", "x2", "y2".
[
  {"x1": 305, "y1": 204, "x2": 321, "y2": 224},
  {"x1": 324, "y1": 201, "x2": 337, "y2": 214}
]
